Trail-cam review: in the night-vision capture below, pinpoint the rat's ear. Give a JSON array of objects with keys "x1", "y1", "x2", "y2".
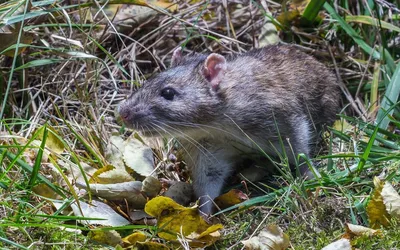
[
  {"x1": 170, "y1": 47, "x2": 183, "y2": 67},
  {"x1": 202, "y1": 53, "x2": 227, "y2": 90}
]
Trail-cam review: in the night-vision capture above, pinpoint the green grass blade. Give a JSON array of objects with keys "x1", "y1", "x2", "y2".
[
  {"x1": 0, "y1": 4, "x2": 82, "y2": 26},
  {"x1": 14, "y1": 59, "x2": 66, "y2": 70},
  {"x1": 0, "y1": 148, "x2": 66, "y2": 198},
  {"x1": 28, "y1": 125, "x2": 48, "y2": 188},
  {"x1": 376, "y1": 63, "x2": 400, "y2": 130},
  {"x1": 358, "y1": 101, "x2": 400, "y2": 171},
  {"x1": 302, "y1": 0, "x2": 326, "y2": 23},
  {"x1": 0, "y1": 237, "x2": 29, "y2": 250},
  {"x1": 382, "y1": 49, "x2": 396, "y2": 76},
  {"x1": 345, "y1": 15, "x2": 400, "y2": 33},
  {"x1": 32, "y1": 0, "x2": 57, "y2": 7},
  {"x1": 323, "y1": 2, "x2": 380, "y2": 59}
]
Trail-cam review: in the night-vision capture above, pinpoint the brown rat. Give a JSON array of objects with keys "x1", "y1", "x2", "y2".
[{"x1": 118, "y1": 44, "x2": 340, "y2": 214}]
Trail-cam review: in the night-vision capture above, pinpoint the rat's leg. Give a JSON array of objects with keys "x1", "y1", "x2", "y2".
[
  {"x1": 187, "y1": 141, "x2": 235, "y2": 214},
  {"x1": 287, "y1": 116, "x2": 320, "y2": 179}
]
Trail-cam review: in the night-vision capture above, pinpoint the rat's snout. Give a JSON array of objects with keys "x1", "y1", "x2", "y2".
[
  {"x1": 118, "y1": 101, "x2": 131, "y2": 122},
  {"x1": 118, "y1": 99, "x2": 150, "y2": 129}
]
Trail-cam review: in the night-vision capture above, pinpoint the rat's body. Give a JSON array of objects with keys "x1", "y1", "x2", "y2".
[{"x1": 119, "y1": 44, "x2": 340, "y2": 214}]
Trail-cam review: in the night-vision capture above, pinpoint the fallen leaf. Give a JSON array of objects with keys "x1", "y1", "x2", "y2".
[
  {"x1": 31, "y1": 139, "x2": 50, "y2": 162},
  {"x1": 37, "y1": 126, "x2": 65, "y2": 155},
  {"x1": 142, "y1": 176, "x2": 162, "y2": 198},
  {"x1": 102, "y1": 0, "x2": 177, "y2": 26},
  {"x1": 333, "y1": 119, "x2": 353, "y2": 133},
  {"x1": 105, "y1": 135, "x2": 126, "y2": 169},
  {"x1": 241, "y1": 224, "x2": 290, "y2": 250},
  {"x1": 366, "y1": 177, "x2": 391, "y2": 228},
  {"x1": 321, "y1": 238, "x2": 351, "y2": 250},
  {"x1": 345, "y1": 223, "x2": 381, "y2": 237},
  {"x1": 122, "y1": 231, "x2": 147, "y2": 245},
  {"x1": 29, "y1": 126, "x2": 65, "y2": 163},
  {"x1": 71, "y1": 200, "x2": 130, "y2": 226},
  {"x1": 137, "y1": 241, "x2": 170, "y2": 249},
  {"x1": 91, "y1": 165, "x2": 116, "y2": 183},
  {"x1": 88, "y1": 230, "x2": 122, "y2": 247},
  {"x1": 95, "y1": 166, "x2": 134, "y2": 184},
  {"x1": 144, "y1": 196, "x2": 223, "y2": 248},
  {"x1": 65, "y1": 161, "x2": 95, "y2": 184},
  {"x1": 76, "y1": 181, "x2": 147, "y2": 208},
  {"x1": 121, "y1": 230, "x2": 170, "y2": 249},
  {"x1": 187, "y1": 224, "x2": 222, "y2": 248},
  {"x1": 290, "y1": 0, "x2": 311, "y2": 9},
  {"x1": 32, "y1": 183, "x2": 60, "y2": 200},
  {"x1": 381, "y1": 181, "x2": 400, "y2": 218},
  {"x1": 214, "y1": 189, "x2": 248, "y2": 209},
  {"x1": 123, "y1": 137, "x2": 154, "y2": 177},
  {"x1": 276, "y1": 9, "x2": 301, "y2": 29}
]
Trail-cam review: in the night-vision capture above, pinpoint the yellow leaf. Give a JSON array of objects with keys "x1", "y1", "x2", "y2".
[
  {"x1": 332, "y1": 119, "x2": 353, "y2": 133},
  {"x1": 122, "y1": 231, "x2": 147, "y2": 245},
  {"x1": 381, "y1": 181, "x2": 400, "y2": 218},
  {"x1": 214, "y1": 189, "x2": 248, "y2": 209},
  {"x1": 147, "y1": 0, "x2": 178, "y2": 11},
  {"x1": 290, "y1": 0, "x2": 311, "y2": 9},
  {"x1": 98, "y1": 167, "x2": 134, "y2": 183},
  {"x1": 36, "y1": 126, "x2": 65, "y2": 155},
  {"x1": 137, "y1": 241, "x2": 170, "y2": 249},
  {"x1": 120, "y1": 230, "x2": 169, "y2": 249},
  {"x1": 91, "y1": 164, "x2": 134, "y2": 184},
  {"x1": 187, "y1": 224, "x2": 223, "y2": 248},
  {"x1": 366, "y1": 177, "x2": 391, "y2": 228},
  {"x1": 195, "y1": 224, "x2": 223, "y2": 239},
  {"x1": 276, "y1": 10, "x2": 301, "y2": 29},
  {"x1": 32, "y1": 183, "x2": 59, "y2": 199},
  {"x1": 91, "y1": 165, "x2": 115, "y2": 183},
  {"x1": 108, "y1": 0, "x2": 177, "y2": 10},
  {"x1": 88, "y1": 230, "x2": 122, "y2": 246},
  {"x1": 144, "y1": 196, "x2": 223, "y2": 247},
  {"x1": 241, "y1": 224, "x2": 290, "y2": 250}
]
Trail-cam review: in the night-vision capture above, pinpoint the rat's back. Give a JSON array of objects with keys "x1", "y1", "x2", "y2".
[{"x1": 221, "y1": 45, "x2": 340, "y2": 134}]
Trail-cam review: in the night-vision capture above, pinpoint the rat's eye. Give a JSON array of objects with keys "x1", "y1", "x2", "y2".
[{"x1": 161, "y1": 87, "x2": 176, "y2": 101}]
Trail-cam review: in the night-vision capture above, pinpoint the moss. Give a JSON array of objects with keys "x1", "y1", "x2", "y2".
[
  {"x1": 1, "y1": 226, "x2": 100, "y2": 250},
  {"x1": 352, "y1": 225, "x2": 400, "y2": 249}
]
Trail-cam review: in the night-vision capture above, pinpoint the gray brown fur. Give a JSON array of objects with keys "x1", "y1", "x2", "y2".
[{"x1": 119, "y1": 44, "x2": 340, "y2": 214}]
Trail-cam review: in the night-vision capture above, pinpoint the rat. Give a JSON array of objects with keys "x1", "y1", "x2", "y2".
[{"x1": 118, "y1": 44, "x2": 340, "y2": 214}]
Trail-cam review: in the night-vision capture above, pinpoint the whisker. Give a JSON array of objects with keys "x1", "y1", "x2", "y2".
[
  {"x1": 149, "y1": 122, "x2": 201, "y2": 165},
  {"x1": 166, "y1": 120, "x2": 281, "y2": 142},
  {"x1": 154, "y1": 121, "x2": 219, "y2": 164}
]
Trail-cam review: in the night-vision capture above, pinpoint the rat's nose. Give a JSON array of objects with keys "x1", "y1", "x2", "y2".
[{"x1": 118, "y1": 103, "x2": 130, "y2": 121}]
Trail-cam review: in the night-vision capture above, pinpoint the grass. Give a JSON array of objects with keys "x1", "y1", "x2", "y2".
[{"x1": 0, "y1": 0, "x2": 400, "y2": 249}]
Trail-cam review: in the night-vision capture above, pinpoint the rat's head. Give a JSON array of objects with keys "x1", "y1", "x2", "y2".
[{"x1": 118, "y1": 48, "x2": 228, "y2": 137}]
